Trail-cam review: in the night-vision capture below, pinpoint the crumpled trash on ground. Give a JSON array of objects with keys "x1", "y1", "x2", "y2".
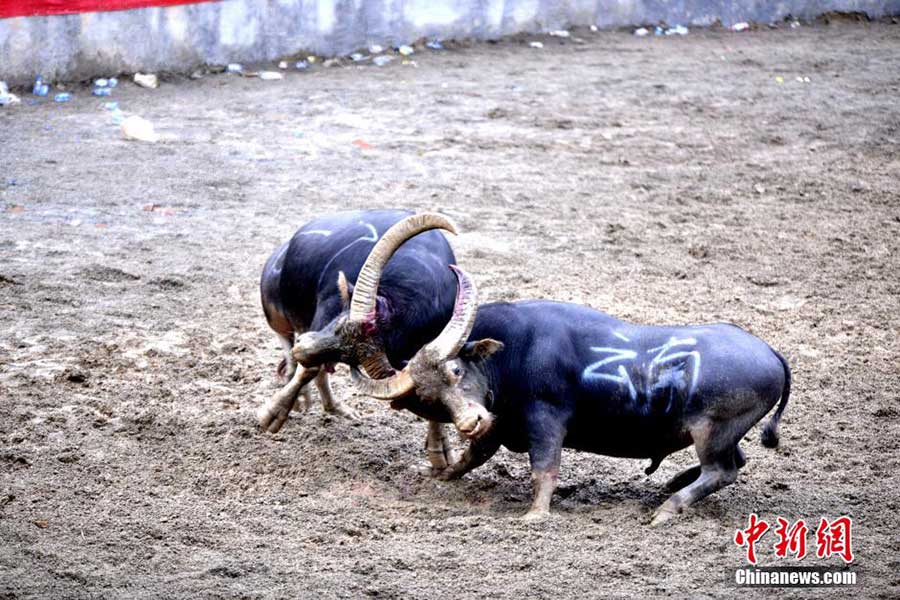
[
  {"x1": 398, "y1": 45, "x2": 414, "y2": 56},
  {"x1": 134, "y1": 73, "x2": 159, "y2": 89},
  {"x1": 732, "y1": 22, "x2": 750, "y2": 31},
  {"x1": 634, "y1": 27, "x2": 650, "y2": 36},
  {"x1": 373, "y1": 55, "x2": 393, "y2": 67},
  {"x1": 549, "y1": 30, "x2": 570, "y2": 38},
  {"x1": 121, "y1": 115, "x2": 160, "y2": 143},
  {"x1": 665, "y1": 25, "x2": 689, "y2": 35},
  {"x1": 32, "y1": 76, "x2": 49, "y2": 97},
  {"x1": 0, "y1": 81, "x2": 20, "y2": 106},
  {"x1": 258, "y1": 71, "x2": 284, "y2": 81},
  {"x1": 529, "y1": 41, "x2": 544, "y2": 49}
]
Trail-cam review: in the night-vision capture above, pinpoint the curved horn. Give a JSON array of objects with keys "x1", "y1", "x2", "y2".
[
  {"x1": 360, "y1": 351, "x2": 396, "y2": 380},
  {"x1": 421, "y1": 265, "x2": 479, "y2": 363},
  {"x1": 349, "y1": 213, "x2": 458, "y2": 322},
  {"x1": 350, "y1": 366, "x2": 415, "y2": 399}
]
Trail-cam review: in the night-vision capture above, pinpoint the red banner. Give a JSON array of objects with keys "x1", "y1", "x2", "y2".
[{"x1": 0, "y1": 0, "x2": 220, "y2": 19}]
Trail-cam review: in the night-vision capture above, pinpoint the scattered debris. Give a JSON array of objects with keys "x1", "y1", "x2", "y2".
[
  {"x1": 307, "y1": 56, "x2": 317, "y2": 63},
  {"x1": 790, "y1": 20, "x2": 801, "y2": 28},
  {"x1": 32, "y1": 76, "x2": 49, "y2": 97},
  {"x1": 373, "y1": 55, "x2": 393, "y2": 67},
  {"x1": 94, "y1": 78, "x2": 110, "y2": 87},
  {"x1": 104, "y1": 102, "x2": 124, "y2": 124},
  {"x1": 369, "y1": 44, "x2": 384, "y2": 54},
  {"x1": 33, "y1": 519, "x2": 49, "y2": 529},
  {"x1": 426, "y1": 40, "x2": 444, "y2": 50},
  {"x1": 398, "y1": 45, "x2": 415, "y2": 56},
  {"x1": 732, "y1": 22, "x2": 750, "y2": 31},
  {"x1": 665, "y1": 25, "x2": 689, "y2": 35},
  {"x1": 258, "y1": 71, "x2": 284, "y2": 81},
  {"x1": 295, "y1": 61, "x2": 310, "y2": 70},
  {"x1": 775, "y1": 75, "x2": 785, "y2": 84},
  {"x1": 121, "y1": 115, "x2": 160, "y2": 143},
  {"x1": 529, "y1": 41, "x2": 544, "y2": 49},
  {"x1": 634, "y1": 27, "x2": 650, "y2": 36},
  {"x1": 278, "y1": 60, "x2": 288, "y2": 69},
  {"x1": 1, "y1": 81, "x2": 20, "y2": 107},
  {"x1": 590, "y1": 25, "x2": 598, "y2": 32},
  {"x1": 549, "y1": 30, "x2": 570, "y2": 38},
  {"x1": 350, "y1": 52, "x2": 366, "y2": 61},
  {"x1": 796, "y1": 76, "x2": 811, "y2": 83},
  {"x1": 92, "y1": 87, "x2": 112, "y2": 97},
  {"x1": 54, "y1": 92, "x2": 71, "y2": 102},
  {"x1": 226, "y1": 63, "x2": 243, "y2": 73},
  {"x1": 133, "y1": 73, "x2": 159, "y2": 89}
]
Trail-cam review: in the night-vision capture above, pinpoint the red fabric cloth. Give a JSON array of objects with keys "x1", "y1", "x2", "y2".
[{"x1": 0, "y1": 0, "x2": 220, "y2": 19}]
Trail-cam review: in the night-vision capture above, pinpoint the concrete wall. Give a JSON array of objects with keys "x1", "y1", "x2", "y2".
[{"x1": 1, "y1": 0, "x2": 898, "y2": 83}]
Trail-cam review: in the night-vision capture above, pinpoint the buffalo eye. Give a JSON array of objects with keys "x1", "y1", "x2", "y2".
[{"x1": 452, "y1": 366, "x2": 462, "y2": 377}]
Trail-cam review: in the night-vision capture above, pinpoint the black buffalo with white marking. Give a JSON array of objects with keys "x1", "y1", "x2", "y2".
[
  {"x1": 354, "y1": 267, "x2": 791, "y2": 525},
  {"x1": 258, "y1": 210, "x2": 464, "y2": 472}
]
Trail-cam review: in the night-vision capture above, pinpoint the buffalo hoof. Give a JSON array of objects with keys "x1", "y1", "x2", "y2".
[
  {"x1": 649, "y1": 507, "x2": 679, "y2": 527},
  {"x1": 520, "y1": 509, "x2": 550, "y2": 523},
  {"x1": 433, "y1": 466, "x2": 464, "y2": 481},
  {"x1": 324, "y1": 402, "x2": 359, "y2": 420},
  {"x1": 257, "y1": 404, "x2": 290, "y2": 434}
]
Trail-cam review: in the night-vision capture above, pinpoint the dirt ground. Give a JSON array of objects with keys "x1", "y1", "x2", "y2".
[{"x1": 1, "y1": 19, "x2": 899, "y2": 599}]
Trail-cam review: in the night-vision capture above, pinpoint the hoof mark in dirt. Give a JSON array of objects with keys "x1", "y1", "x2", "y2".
[
  {"x1": 149, "y1": 276, "x2": 188, "y2": 290},
  {"x1": 80, "y1": 265, "x2": 140, "y2": 282}
]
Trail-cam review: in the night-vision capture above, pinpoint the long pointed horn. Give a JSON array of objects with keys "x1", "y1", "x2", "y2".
[
  {"x1": 349, "y1": 213, "x2": 458, "y2": 322},
  {"x1": 349, "y1": 266, "x2": 478, "y2": 400},
  {"x1": 350, "y1": 366, "x2": 415, "y2": 399},
  {"x1": 422, "y1": 265, "x2": 479, "y2": 363}
]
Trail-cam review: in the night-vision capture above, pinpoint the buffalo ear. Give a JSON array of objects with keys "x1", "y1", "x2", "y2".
[
  {"x1": 337, "y1": 271, "x2": 354, "y2": 311},
  {"x1": 461, "y1": 338, "x2": 504, "y2": 361}
]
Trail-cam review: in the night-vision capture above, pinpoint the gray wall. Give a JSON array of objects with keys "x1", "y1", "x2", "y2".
[{"x1": 1, "y1": 0, "x2": 898, "y2": 83}]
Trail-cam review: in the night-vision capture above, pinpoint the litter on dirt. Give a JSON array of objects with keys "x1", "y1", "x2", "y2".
[
  {"x1": 258, "y1": 71, "x2": 284, "y2": 81},
  {"x1": 529, "y1": 41, "x2": 544, "y2": 49},
  {"x1": 121, "y1": 115, "x2": 160, "y2": 142},
  {"x1": 134, "y1": 73, "x2": 159, "y2": 89}
]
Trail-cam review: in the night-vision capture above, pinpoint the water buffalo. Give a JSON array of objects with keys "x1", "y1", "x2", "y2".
[
  {"x1": 257, "y1": 210, "x2": 463, "y2": 472},
  {"x1": 352, "y1": 267, "x2": 791, "y2": 525}
]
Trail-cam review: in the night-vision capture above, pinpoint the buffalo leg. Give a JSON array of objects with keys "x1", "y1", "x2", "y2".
[
  {"x1": 257, "y1": 365, "x2": 319, "y2": 433},
  {"x1": 276, "y1": 333, "x2": 297, "y2": 383},
  {"x1": 522, "y1": 401, "x2": 568, "y2": 521},
  {"x1": 651, "y1": 418, "x2": 741, "y2": 526},
  {"x1": 315, "y1": 368, "x2": 358, "y2": 419},
  {"x1": 665, "y1": 465, "x2": 702, "y2": 492},
  {"x1": 426, "y1": 421, "x2": 458, "y2": 474},
  {"x1": 435, "y1": 427, "x2": 501, "y2": 481}
]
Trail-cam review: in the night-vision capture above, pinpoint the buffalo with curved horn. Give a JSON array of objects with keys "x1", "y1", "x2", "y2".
[
  {"x1": 257, "y1": 210, "x2": 463, "y2": 472},
  {"x1": 353, "y1": 267, "x2": 791, "y2": 525}
]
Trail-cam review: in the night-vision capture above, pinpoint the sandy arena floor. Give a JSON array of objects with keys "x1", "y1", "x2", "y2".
[{"x1": 1, "y1": 19, "x2": 899, "y2": 599}]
